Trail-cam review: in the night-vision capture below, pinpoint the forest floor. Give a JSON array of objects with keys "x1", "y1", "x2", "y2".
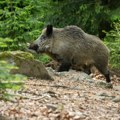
[{"x1": 0, "y1": 68, "x2": 120, "y2": 120}]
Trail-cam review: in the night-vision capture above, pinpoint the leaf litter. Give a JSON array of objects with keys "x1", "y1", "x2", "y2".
[{"x1": 0, "y1": 69, "x2": 120, "y2": 120}]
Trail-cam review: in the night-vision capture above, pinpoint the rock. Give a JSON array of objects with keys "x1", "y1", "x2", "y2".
[
  {"x1": 46, "y1": 67, "x2": 62, "y2": 77},
  {"x1": 96, "y1": 92, "x2": 115, "y2": 101},
  {"x1": 73, "y1": 111, "x2": 86, "y2": 120},
  {"x1": 97, "y1": 92, "x2": 115, "y2": 98},
  {"x1": 46, "y1": 104, "x2": 57, "y2": 111},
  {"x1": 73, "y1": 116, "x2": 86, "y2": 120},
  {"x1": 96, "y1": 81, "x2": 113, "y2": 89},
  {"x1": 70, "y1": 71, "x2": 92, "y2": 81},
  {"x1": 0, "y1": 51, "x2": 34, "y2": 62},
  {"x1": 97, "y1": 92, "x2": 109, "y2": 97},
  {"x1": 73, "y1": 115, "x2": 81, "y2": 120},
  {"x1": 86, "y1": 79, "x2": 94, "y2": 84},
  {"x1": 68, "y1": 112, "x2": 75, "y2": 117},
  {"x1": 11, "y1": 58, "x2": 53, "y2": 80},
  {"x1": 0, "y1": 51, "x2": 53, "y2": 80},
  {"x1": 78, "y1": 72, "x2": 92, "y2": 80},
  {"x1": 105, "y1": 83, "x2": 113, "y2": 88},
  {"x1": 114, "y1": 86, "x2": 120, "y2": 91},
  {"x1": 112, "y1": 96, "x2": 120, "y2": 103},
  {"x1": 94, "y1": 96, "x2": 106, "y2": 100},
  {"x1": 48, "y1": 113, "x2": 60, "y2": 119}
]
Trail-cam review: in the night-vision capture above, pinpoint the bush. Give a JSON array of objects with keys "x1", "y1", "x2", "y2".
[
  {"x1": 104, "y1": 21, "x2": 120, "y2": 69},
  {"x1": 34, "y1": 54, "x2": 52, "y2": 64},
  {"x1": 0, "y1": 0, "x2": 46, "y2": 51},
  {"x1": 0, "y1": 37, "x2": 19, "y2": 51},
  {"x1": 45, "y1": 0, "x2": 110, "y2": 34},
  {"x1": 0, "y1": 60, "x2": 27, "y2": 100}
]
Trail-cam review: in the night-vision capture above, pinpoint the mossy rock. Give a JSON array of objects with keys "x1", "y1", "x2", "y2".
[
  {"x1": 0, "y1": 51, "x2": 53, "y2": 80},
  {"x1": 0, "y1": 51, "x2": 34, "y2": 61}
]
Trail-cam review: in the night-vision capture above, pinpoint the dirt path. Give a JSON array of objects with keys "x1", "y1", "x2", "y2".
[{"x1": 0, "y1": 69, "x2": 120, "y2": 120}]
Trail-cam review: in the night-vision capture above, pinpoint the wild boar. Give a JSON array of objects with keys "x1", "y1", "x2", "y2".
[{"x1": 29, "y1": 25, "x2": 111, "y2": 83}]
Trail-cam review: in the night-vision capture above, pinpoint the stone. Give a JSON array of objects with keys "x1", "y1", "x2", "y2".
[
  {"x1": 94, "y1": 96, "x2": 106, "y2": 100},
  {"x1": 68, "y1": 112, "x2": 75, "y2": 117},
  {"x1": 0, "y1": 51, "x2": 53, "y2": 80},
  {"x1": 46, "y1": 104, "x2": 57, "y2": 111},
  {"x1": 72, "y1": 111, "x2": 86, "y2": 120},
  {"x1": 114, "y1": 86, "x2": 120, "y2": 91},
  {"x1": 11, "y1": 58, "x2": 53, "y2": 80},
  {"x1": 112, "y1": 96, "x2": 120, "y2": 103},
  {"x1": 69, "y1": 71, "x2": 92, "y2": 81},
  {"x1": 96, "y1": 81, "x2": 113, "y2": 89},
  {"x1": 97, "y1": 92, "x2": 109, "y2": 97}
]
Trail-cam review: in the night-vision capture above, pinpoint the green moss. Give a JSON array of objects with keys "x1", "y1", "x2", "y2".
[{"x1": 0, "y1": 51, "x2": 34, "y2": 60}]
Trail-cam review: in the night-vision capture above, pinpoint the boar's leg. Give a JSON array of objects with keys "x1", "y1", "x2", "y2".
[
  {"x1": 104, "y1": 70, "x2": 111, "y2": 83},
  {"x1": 57, "y1": 62, "x2": 71, "y2": 72},
  {"x1": 95, "y1": 64, "x2": 111, "y2": 83},
  {"x1": 83, "y1": 65, "x2": 91, "y2": 75}
]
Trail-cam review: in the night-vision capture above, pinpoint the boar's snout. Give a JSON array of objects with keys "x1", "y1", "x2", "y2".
[{"x1": 29, "y1": 44, "x2": 39, "y2": 52}]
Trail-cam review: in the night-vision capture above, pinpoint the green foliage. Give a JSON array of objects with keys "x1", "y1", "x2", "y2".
[
  {"x1": 110, "y1": 7, "x2": 120, "y2": 21},
  {"x1": 0, "y1": 0, "x2": 46, "y2": 50},
  {"x1": 45, "y1": 0, "x2": 110, "y2": 34},
  {"x1": 0, "y1": 60, "x2": 27, "y2": 100},
  {"x1": 104, "y1": 21, "x2": 120, "y2": 69},
  {"x1": 35, "y1": 54, "x2": 52, "y2": 64},
  {"x1": 0, "y1": 37, "x2": 18, "y2": 51}
]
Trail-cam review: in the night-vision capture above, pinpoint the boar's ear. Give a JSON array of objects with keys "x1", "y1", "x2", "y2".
[{"x1": 46, "y1": 25, "x2": 53, "y2": 37}]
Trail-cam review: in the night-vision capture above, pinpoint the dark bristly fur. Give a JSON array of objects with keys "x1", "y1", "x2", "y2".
[{"x1": 29, "y1": 25, "x2": 111, "y2": 83}]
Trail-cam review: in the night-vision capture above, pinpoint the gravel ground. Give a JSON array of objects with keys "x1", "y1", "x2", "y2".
[{"x1": 0, "y1": 69, "x2": 120, "y2": 120}]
